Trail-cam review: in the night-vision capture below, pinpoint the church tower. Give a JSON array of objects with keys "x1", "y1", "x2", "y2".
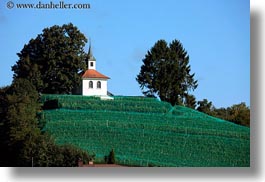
[
  {"x1": 87, "y1": 42, "x2": 96, "y2": 70},
  {"x1": 82, "y1": 40, "x2": 111, "y2": 99}
]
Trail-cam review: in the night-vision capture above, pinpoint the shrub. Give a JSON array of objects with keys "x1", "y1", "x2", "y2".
[{"x1": 43, "y1": 99, "x2": 60, "y2": 110}]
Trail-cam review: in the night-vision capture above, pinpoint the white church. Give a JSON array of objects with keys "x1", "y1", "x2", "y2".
[{"x1": 81, "y1": 43, "x2": 113, "y2": 100}]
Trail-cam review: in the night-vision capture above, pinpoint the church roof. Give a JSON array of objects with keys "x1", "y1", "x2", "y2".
[{"x1": 82, "y1": 69, "x2": 110, "y2": 79}]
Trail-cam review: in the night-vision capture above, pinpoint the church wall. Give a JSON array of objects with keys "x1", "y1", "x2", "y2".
[{"x1": 82, "y1": 79, "x2": 108, "y2": 96}]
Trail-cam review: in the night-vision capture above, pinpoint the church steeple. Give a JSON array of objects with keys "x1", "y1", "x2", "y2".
[{"x1": 87, "y1": 39, "x2": 96, "y2": 70}]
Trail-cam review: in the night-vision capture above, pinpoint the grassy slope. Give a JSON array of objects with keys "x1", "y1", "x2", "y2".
[{"x1": 41, "y1": 95, "x2": 250, "y2": 167}]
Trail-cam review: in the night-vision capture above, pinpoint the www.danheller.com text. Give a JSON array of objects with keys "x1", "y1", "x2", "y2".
[{"x1": 7, "y1": 1, "x2": 91, "y2": 10}]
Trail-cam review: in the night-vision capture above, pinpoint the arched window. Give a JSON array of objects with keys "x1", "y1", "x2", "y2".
[
  {"x1": 97, "y1": 81, "x2": 101, "y2": 89},
  {"x1": 89, "y1": 81, "x2": 93, "y2": 88}
]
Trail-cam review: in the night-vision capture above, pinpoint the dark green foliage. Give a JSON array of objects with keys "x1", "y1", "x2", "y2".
[
  {"x1": 43, "y1": 99, "x2": 60, "y2": 110},
  {"x1": 213, "y1": 103, "x2": 250, "y2": 127},
  {"x1": 196, "y1": 99, "x2": 250, "y2": 127},
  {"x1": 184, "y1": 94, "x2": 197, "y2": 109},
  {"x1": 6, "y1": 79, "x2": 39, "y2": 142},
  {"x1": 12, "y1": 23, "x2": 88, "y2": 94},
  {"x1": 36, "y1": 111, "x2": 46, "y2": 132},
  {"x1": 27, "y1": 135, "x2": 92, "y2": 167},
  {"x1": 0, "y1": 80, "x2": 91, "y2": 167},
  {"x1": 0, "y1": 78, "x2": 40, "y2": 166},
  {"x1": 104, "y1": 150, "x2": 115, "y2": 164},
  {"x1": 197, "y1": 99, "x2": 214, "y2": 115},
  {"x1": 136, "y1": 39, "x2": 198, "y2": 106},
  {"x1": 107, "y1": 149, "x2": 115, "y2": 164},
  {"x1": 58, "y1": 144, "x2": 90, "y2": 167},
  {"x1": 20, "y1": 134, "x2": 91, "y2": 167},
  {"x1": 0, "y1": 86, "x2": 11, "y2": 166}
]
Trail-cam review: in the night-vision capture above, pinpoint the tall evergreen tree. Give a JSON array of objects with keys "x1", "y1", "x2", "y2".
[
  {"x1": 12, "y1": 23, "x2": 88, "y2": 94},
  {"x1": 136, "y1": 39, "x2": 198, "y2": 105}
]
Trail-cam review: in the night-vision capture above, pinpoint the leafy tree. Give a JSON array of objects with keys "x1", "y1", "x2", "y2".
[
  {"x1": 58, "y1": 144, "x2": 90, "y2": 167},
  {"x1": 12, "y1": 23, "x2": 88, "y2": 94},
  {"x1": 136, "y1": 39, "x2": 198, "y2": 106},
  {"x1": 226, "y1": 103, "x2": 250, "y2": 127},
  {"x1": 198, "y1": 101, "x2": 250, "y2": 127},
  {"x1": 213, "y1": 107, "x2": 229, "y2": 120}
]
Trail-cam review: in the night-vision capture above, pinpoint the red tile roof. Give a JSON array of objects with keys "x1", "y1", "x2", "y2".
[{"x1": 82, "y1": 69, "x2": 110, "y2": 79}]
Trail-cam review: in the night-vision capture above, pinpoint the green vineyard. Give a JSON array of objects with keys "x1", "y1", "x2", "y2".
[{"x1": 41, "y1": 94, "x2": 250, "y2": 167}]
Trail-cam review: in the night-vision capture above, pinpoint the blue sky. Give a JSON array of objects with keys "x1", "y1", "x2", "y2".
[{"x1": 0, "y1": 0, "x2": 249, "y2": 108}]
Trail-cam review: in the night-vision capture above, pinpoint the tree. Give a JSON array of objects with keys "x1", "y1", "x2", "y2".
[
  {"x1": 12, "y1": 23, "x2": 88, "y2": 94},
  {"x1": 136, "y1": 39, "x2": 198, "y2": 106},
  {"x1": 105, "y1": 149, "x2": 115, "y2": 164},
  {"x1": 59, "y1": 144, "x2": 90, "y2": 167},
  {"x1": 197, "y1": 99, "x2": 214, "y2": 115},
  {"x1": 184, "y1": 94, "x2": 197, "y2": 109},
  {"x1": 0, "y1": 86, "x2": 11, "y2": 166},
  {"x1": 0, "y1": 79, "x2": 91, "y2": 166},
  {"x1": 2, "y1": 78, "x2": 40, "y2": 166},
  {"x1": 213, "y1": 107, "x2": 229, "y2": 120},
  {"x1": 108, "y1": 149, "x2": 115, "y2": 164},
  {"x1": 227, "y1": 102, "x2": 250, "y2": 127}
]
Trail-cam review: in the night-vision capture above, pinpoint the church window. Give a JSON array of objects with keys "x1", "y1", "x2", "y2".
[
  {"x1": 89, "y1": 81, "x2": 93, "y2": 88},
  {"x1": 90, "y1": 62, "x2": 94, "y2": 67},
  {"x1": 97, "y1": 81, "x2": 101, "y2": 89}
]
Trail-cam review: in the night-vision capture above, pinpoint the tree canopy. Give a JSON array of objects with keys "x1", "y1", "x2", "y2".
[
  {"x1": 196, "y1": 99, "x2": 250, "y2": 127},
  {"x1": 136, "y1": 39, "x2": 198, "y2": 106},
  {"x1": 12, "y1": 23, "x2": 88, "y2": 94},
  {"x1": 213, "y1": 102, "x2": 250, "y2": 127},
  {"x1": 197, "y1": 99, "x2": 214, "y2": 115},
  {"x1": 0, "y1": 78, "x2": 92, "y2": 166}
]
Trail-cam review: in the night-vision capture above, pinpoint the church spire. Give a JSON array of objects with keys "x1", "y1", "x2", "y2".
[
  {"x1": 88, "y1": 38, "x2": 93, "y2": 58},
  {"x1": 87, "y1": 38, "x2": 96, "y2": 70}
]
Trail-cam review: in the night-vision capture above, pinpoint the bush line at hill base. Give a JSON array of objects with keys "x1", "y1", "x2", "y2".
[{"x1": 41, "y1": 94, "x2": 250, "y2": 167}]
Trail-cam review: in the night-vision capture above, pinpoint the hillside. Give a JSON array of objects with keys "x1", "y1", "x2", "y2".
[{"x1": 40, "y1": 94, "x2": 250, "y2": 167}]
